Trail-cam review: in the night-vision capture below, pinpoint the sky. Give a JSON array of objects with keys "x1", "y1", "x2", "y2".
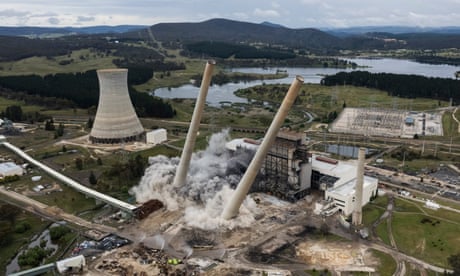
[{"x1": 0, "y1": 0, "x2": 460, "y2": 28}]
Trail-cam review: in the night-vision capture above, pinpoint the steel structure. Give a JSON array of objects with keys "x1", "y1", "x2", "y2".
[
  {"x1": 257, "y1": 131, "x2": 310, "y2": 201},
  {"x1": 222, "y1": 76, "x2": 304, "y2": 219},
  {"x1": 90, "y1": 69, "x2": 145, "y2": 144}
]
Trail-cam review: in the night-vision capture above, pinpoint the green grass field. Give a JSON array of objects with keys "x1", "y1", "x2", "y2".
[
  {"x1": 371, "y1": 249, "x2": 397, "y2": 275},
  {"x1": 0, "y1": 49, "x2": 115, "y2": 76}
]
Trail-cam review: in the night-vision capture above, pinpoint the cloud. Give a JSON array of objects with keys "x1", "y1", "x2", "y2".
[
  {"x1": 299, "y1": 0, "x2": 321, "y2": 4},
  {"x1": 253, "y1": 8, "x2": 280, "y2": 17},
  {"x1": 77, "y1": 15, "x2": 95, "y2": 23},
  {"x1": 0, "y1": 9, "x2": 29, "y2": 17},
  {"x1": 233, "y1": 12, "x2": 249, "y2": 20},
  {"x1": 48, "y1": 17, "x2": 60, "y2": 25}
]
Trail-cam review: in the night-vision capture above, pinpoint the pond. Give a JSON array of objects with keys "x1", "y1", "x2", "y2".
[{"x1": 6, "y1": 223, "x2": 60, "y2": 275}]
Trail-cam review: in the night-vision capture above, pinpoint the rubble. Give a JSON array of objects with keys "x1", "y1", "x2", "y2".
[
  {"x1": 135, "y1": 199, "x2": 164, "y2": 220},
  {"x1": 92, "y1": 243, "x2": 199, "y2": 276}
]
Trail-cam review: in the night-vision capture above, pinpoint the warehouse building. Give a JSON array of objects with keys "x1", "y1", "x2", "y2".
[{"x1": 0, "y1": 162, "x2": 23, "y2": 178}]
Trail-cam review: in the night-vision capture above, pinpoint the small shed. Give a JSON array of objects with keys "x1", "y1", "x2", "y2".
[{"x1": 146, "y1": 128, "x2": 167, "y2": 145}]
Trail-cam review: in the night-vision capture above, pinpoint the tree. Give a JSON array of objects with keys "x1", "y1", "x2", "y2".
[
  {"x1": 75, "y1": 158, "x2": 83, "y2": 170},
  {"x1": 4, "y1": 105, "x2": 23, "y2": 121},
  {"x1": 89, "y1": 171, "x2": 97, "y2": 185},
  {"x1": 447, "y1": 253, "x2": 460, "y2": 275},
  {"x1": 44, "y1": 119, "x2": 55, "y2": 131},
  {"x1": 86, "y1": 117, "x2": 94, "y2": 129},
  {"x1": 55, "y1": 123, "x2": 64, "y2": 137}
]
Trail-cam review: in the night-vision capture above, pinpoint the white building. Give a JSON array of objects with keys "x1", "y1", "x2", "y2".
[
  {"x1": 311, "y1": 155, "x2": 379, "y2": 216},
  {"x1": 56, "y1": 255, "x2": 86, "y2": 274},
  {"x1": 146, "y1": 128, "x2": 167, "y2": 144},
  {"x1": 0, "y1": 162, "x2": 23, "y2": 178}
]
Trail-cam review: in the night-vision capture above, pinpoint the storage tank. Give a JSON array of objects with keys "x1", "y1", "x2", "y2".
[{"x1": 89, "y1": 69, "x2": 145, "y2": 144}]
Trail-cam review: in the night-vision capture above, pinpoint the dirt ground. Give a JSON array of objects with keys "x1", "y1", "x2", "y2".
[{"x1": 296, "y1": 239, "x2": 377, "y2": 272}]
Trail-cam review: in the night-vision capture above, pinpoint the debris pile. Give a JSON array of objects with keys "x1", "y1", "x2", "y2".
[
  {"x1": 184, "y1": 229, "x2": 217, "y2": 248},
  {"x1": 93, "y1": 243, "x2": 198, "y2": 275},
  {"x1": 72, "y1": 234, "x2": 130, "y2": 256},
  {"x1": 135, "y1": 199, "x2": 164, "y2": 220}
]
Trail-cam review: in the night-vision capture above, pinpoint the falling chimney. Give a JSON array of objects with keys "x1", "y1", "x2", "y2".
[
  {"x1": 352, "y1": 147, "x2": 366, "y2": 226},
  {"x1": 173, "y1": 60, "x2": 215, "y2": 187},
  {"x1": 222, "y1": 75, "x2": 304, "y2": 220}
]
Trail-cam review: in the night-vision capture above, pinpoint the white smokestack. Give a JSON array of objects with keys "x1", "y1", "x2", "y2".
[
  {"x1": 352, "y1": 147, "x2": 366, "y2": 226},
  {"x1": 222, "y1": 76, "x2": 304, "y2": 220},
  {"x1": 173, "y1": 60, "x2": 215, "y2": 188}
]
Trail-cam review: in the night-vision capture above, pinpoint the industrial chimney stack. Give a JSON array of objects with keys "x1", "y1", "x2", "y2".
[
  {"x1": 172, "y1": 60, "x2": 215, "y2": 187},
  {"x1": 90, "y1": 69, "x2": 144, "y2": 144},
  {"x1": 352, "y1": 147, "x2": 366, "y2": 226},
  {"x1": 222, "y1": 76, "x2": 304, "y2": 220}
]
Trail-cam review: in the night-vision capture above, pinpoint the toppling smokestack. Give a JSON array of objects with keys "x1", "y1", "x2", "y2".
[
  {"x1": 172, "y1": 60, "x2": 215, "y2": 187},
  {"x1": 222, "y1": 76, "x2": 304, "y2": 220},
  {"x1": 352, "y1": 147, "x2": 366, "y2": 226}
]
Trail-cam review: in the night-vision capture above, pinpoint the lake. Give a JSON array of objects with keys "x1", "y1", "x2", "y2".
[{"x1": 152, "y1": 58, "x2": 460, "y2": 106}]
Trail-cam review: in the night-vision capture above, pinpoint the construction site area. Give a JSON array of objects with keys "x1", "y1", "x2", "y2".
[{"x1": 329, "y1": 107, "x2": 443, "y2": 138}]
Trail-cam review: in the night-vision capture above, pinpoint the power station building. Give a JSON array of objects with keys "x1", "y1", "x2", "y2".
[
  {"x1": 89, "y1": 69, "x2": 145, "y2": 144},
  {"x1": 311, "y1": 155, "x2": 378, "y2": 216},
  {"x1": 226, "y1": 132, "x2": 378, "y2": 216}
]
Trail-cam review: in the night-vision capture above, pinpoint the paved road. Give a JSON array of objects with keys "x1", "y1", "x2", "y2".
[{"x1": 0, "y1": 186, "x2": 116, "y2": 234}]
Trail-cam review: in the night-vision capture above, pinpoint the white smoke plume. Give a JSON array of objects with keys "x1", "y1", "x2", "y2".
[{"x1": 130, "y1": 129, "x2": 258, "y2": 230}]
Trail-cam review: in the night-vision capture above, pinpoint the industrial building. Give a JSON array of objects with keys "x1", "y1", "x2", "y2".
[
  {"x1": 146, "y1": 128, "x2": 167, "y2": 145},
  {"x1": 259, "y1": 131, "x2": 311, "y2": 201},
  {"x1": 226, "y1": 132, "x2": 378, "y2": 217},
  {"x1": 310, "y1": 154, "x2": 378, "y2": 216},
  {"x1": 0, "y1": 161, "x2": 23, "y2": 178},
  {"x1": 89, "y1": 69, "x2": 145, "y2": 144}
]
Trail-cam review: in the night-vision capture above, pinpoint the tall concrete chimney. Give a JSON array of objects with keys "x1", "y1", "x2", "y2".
[
  {"x1": 222, "y1": 76, "x2": 304, "y2": 220},
  {"x1": 172, "y1": 60, "x2": 215, "y2": 187},
  {"x1": 90, "y1": 69, "x2": 145, "y2": 144},
  {"x1": 352, "y1": 147, "x2": 366, "y2": 226}
]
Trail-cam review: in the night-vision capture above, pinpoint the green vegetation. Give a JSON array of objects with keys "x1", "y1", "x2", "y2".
[
  {"x1": 0, "y1": 204, "x2": 49, "y2": 275},
  {"x1": 184, "y1": 41, "x2": 296, "y2": 59},
  {"x1": 0, "y1": 70, "x2": 175, "y2": 118},
  {"x1": 371, "y1": 249, "x2": 397, "y2": 275},
  {"x1": 18, "y1": 245, "x2": 53, "y2": 267},
  {"x1": 235, "y1": 83, "x2": 444, "y2": 128},
  {"x1": 322, "y1": 71, "x2": 460, "y2": 104},
  {"x1": 0, "y1": 49, "x2": 115, "y2": 77}
]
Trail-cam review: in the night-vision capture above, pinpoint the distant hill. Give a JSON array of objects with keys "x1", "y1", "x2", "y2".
[
  {"x1": 0, "y1": 25, "x2": 148, "y2": 37},
  {"x1": 260, "y1": 21, "x2": 285, "y2": 28},
  {"x1": 324, "y1": 26, "x2": 460, "y2": 37},
  {"x1": 146, "y1": 18, "x2": 342, "y2": 52}
]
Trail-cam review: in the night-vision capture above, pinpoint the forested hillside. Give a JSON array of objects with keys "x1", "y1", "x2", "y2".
[{"x1": 0, "y1": 71, "x2": 175, "y2": 118}]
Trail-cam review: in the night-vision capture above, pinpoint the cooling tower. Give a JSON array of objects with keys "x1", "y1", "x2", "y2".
[
  {"x1": 222, "y1": 75, "x2": 304, "y2": 220},
  {"x1": 89, "y1": 69, "x2": 145, "y2": 144}
]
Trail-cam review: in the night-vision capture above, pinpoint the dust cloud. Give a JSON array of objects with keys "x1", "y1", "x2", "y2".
[{"x1": 130, "y1": 129, "x2": 259, "y2": 229}]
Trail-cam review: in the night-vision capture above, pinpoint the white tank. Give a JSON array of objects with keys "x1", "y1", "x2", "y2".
[{"x1": 90, "y1": 69, "x2": 145, "y2": 144}]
